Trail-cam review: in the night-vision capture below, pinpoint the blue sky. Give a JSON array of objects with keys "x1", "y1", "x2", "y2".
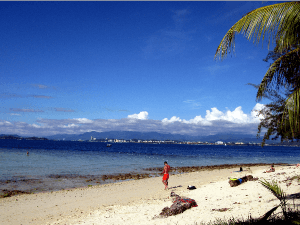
[{"x1": 0, "y1": 1, "x2": 283, "y2": 137}]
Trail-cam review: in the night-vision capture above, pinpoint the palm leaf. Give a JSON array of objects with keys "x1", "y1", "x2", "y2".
[
  {"x1": 284, "y1": 87, "x2": 300, "y2": 137},
  {"x1": 256, "y1": 47, "x2": 300, "y2": 101},
  {"x1": 215, "y1": 2, "x2": 300, "y2": 144},
  {"x1": 215, "y1": 2, "x2": 300, "y2": 60},
  {"x1": 260, "y1": 179, "x2": 288, "y2": 219},
  {"x1": 260, "y1": 179, "x2": 285, "y2": 201}
]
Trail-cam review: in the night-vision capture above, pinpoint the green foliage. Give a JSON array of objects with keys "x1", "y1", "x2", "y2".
[
  {"x1": 215, "y1": 2, "x2": 300, "y2": 59},
  {"x1": 257, "y1": 48, "x2": 300, "y2": 101},
  {"x1": 216, "y1": 2, "x2": 300, "y2": 144},
  {"x1": 284, "y1": 87, "x2": 300, "y2": 137},
  {"x1": 260, "y1": 179, "x2": 286, "y2": 201},
  {"x1": 260, "y1": 179, "x2": 287, "y2": 220},
  {"x1": 252, "y1": 84, "x2": 298, "y2": 146}
]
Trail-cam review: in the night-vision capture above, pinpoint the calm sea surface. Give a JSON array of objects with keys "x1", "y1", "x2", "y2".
[{"x1": 1, "y1": 139, "x2": 300, "y2": 181}]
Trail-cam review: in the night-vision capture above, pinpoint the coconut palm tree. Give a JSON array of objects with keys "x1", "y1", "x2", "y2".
[{"x1": 215, "y1": 2, "x2": 300, "y2": 139}]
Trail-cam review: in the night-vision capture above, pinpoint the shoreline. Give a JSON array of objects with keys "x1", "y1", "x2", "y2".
[
  {"x1": 2, "y1": 163, "x2": 299, "y2": 225},
  {"x1": 0, "y1": 163, "x2": 282, "y2": 198}
]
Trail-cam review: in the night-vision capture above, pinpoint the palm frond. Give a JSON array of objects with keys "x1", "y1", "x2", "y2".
[
  {"x1": 260, "y1": 179, "x2": 286, "y2": 201},
  {"x1": 215, "y1": 2, "x2": 300, "y2": 60},
  {"x1": 284, "y1": 87, "x2": 300, "y2": 137},
  {"x1": 256, "y1": 47, "x2": 300, "y2": 101},
  {"x1": 260, "y1": 179, "x2": 288, "y2": 219}
]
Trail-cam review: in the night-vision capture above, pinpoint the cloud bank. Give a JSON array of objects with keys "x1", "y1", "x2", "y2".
[{"x1": 0, "y1": 104, "x2": 265, "y2": 137}]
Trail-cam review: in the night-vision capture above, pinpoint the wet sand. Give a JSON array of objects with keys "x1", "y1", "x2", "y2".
[
  {"x1": 1, "y1": 163, "x2": 299, "y2": 225},
  {"x1": 0, "y1": 163, "x2": 273, "y2": 197}
]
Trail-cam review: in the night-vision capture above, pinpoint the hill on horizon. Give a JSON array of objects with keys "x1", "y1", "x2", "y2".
[{"x1": 45, "y1": 131, "x2": 277, "y2": 144}]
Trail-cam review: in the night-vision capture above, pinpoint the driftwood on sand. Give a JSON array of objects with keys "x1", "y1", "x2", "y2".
[{"x1": 157, "y1": 192, "x2": 197, "y2": 218}]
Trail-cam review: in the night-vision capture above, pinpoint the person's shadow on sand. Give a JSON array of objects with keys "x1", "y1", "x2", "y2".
[{"x1": 168, "y1": 185, "x2": 182, "y2": 189}]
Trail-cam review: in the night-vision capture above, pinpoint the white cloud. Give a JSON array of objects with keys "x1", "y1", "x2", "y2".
[
  {"x1": 55, "y1": 108, "x2": 75, "y2": 112},
  {"x1": 251, "y1": 103, "x2": 265, "y2": 123},
  {"x1": 163, "y1": 104, "x2": 264, "y2": 125},
  {"x1": 205, "y1": 107, "x2": 225, "y2": 121},
  {"x1": 184, "y1": 100, "x2": 201, "y2": 109},
  {"x1": 0, "y1": 105, "x2": 265, "y2": 137},
  {"x1": 162, "y1": 116, "x2": 182, "y2": 123},
  {"x1": 128, "y1": 111, "x2": 149, "y2": 120},
  {"x1": 31, "y1": 95, "x2": 53, "y2": 99},
  {"x1": 63, "y1": 124, "x2": 79, "y2": 128},
  {"x1": 74, "y1": 118, "x2": 93, "y2": 124},
  {"x1": 0, "y1": 120, "x2": 12, "y2": 126},
  {"x1": 10, "y1": 108, "x2": 44, "y2": 113},
  {"x1": 31, "y1": 84, "x2": 54, "y2": 89},
  {"x1": 31, "y1": 124, "x2": 41, "y2": 128},
  {"x1": 9, "y1": 113, "x2": 21, "y2": 116},
  {"x1": 184, "y1": 115, "x2": 210, "y2": 125},
  {"x1": 220, "y1": 106, "x2": 249, "y2": 123}
]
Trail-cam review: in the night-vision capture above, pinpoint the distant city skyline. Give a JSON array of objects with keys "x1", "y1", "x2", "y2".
[{"x1": 0, "y1": 1, "x2": 282, "y2": 137}]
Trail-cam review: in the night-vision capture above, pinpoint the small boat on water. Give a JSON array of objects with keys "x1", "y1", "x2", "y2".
[{"x1": 107, "y1": 144, "x2": 112, "y2": 147}]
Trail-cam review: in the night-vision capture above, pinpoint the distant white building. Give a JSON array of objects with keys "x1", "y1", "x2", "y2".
[
  {"x1": 90, "y1": 136, "x2": 96, "y2": 141},
  {"x1": 215, "y1": 141, "x2": 224, "y2": 145},
  {"x1": 115, "y1": 139, "x2": 127, "y2": 143}
]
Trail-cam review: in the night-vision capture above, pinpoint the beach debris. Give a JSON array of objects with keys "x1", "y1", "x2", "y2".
[
  {"x1": 277, "y1": 172, "x2": 286, "y2": 175},
  {"x1": 157, "y1": 192, "x2": 197, "y2": 218},
  {"x1": 0, "y1": 189, "x2": 31, "y2": 198},
  {"x1": 212, "y1": 208, "x2": 230, "y2": 212},
  {"x1": 228, "y1": 175, "x2": 258, "y2": 187},
  {"x1": 187, "y1": 185, "x2": 196, "y2": 190}
]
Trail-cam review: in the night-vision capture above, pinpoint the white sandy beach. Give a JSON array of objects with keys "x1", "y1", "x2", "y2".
[{"x1": 1, "y1": 164, "x2": 300, "y2": 225}]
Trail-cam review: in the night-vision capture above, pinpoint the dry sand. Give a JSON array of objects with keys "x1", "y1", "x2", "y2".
[{"x1": 1, "y1": 164, "x2": 300, "y2": 225}]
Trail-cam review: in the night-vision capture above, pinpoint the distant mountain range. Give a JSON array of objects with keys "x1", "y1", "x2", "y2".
[
  {"x1": 45, "y1": 131, "x2": 279, "y2": 144},
  {"x1": 0, "y1": 134, "x2": 48, "y2": 140}
]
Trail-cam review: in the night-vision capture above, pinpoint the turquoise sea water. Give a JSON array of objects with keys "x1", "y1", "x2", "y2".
[{"x1": 1, "y1": 139, "x2": 300, "y2": 181}]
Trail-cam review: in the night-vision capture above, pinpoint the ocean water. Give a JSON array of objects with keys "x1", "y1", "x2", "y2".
[{"x1": 1, "y1": 139, "x2": 300, "y2": 181}]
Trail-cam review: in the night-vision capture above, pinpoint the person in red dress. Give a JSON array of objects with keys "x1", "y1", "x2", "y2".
[{"x1": 162, "y1": 161, "x2": 170, "y2": 190}]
